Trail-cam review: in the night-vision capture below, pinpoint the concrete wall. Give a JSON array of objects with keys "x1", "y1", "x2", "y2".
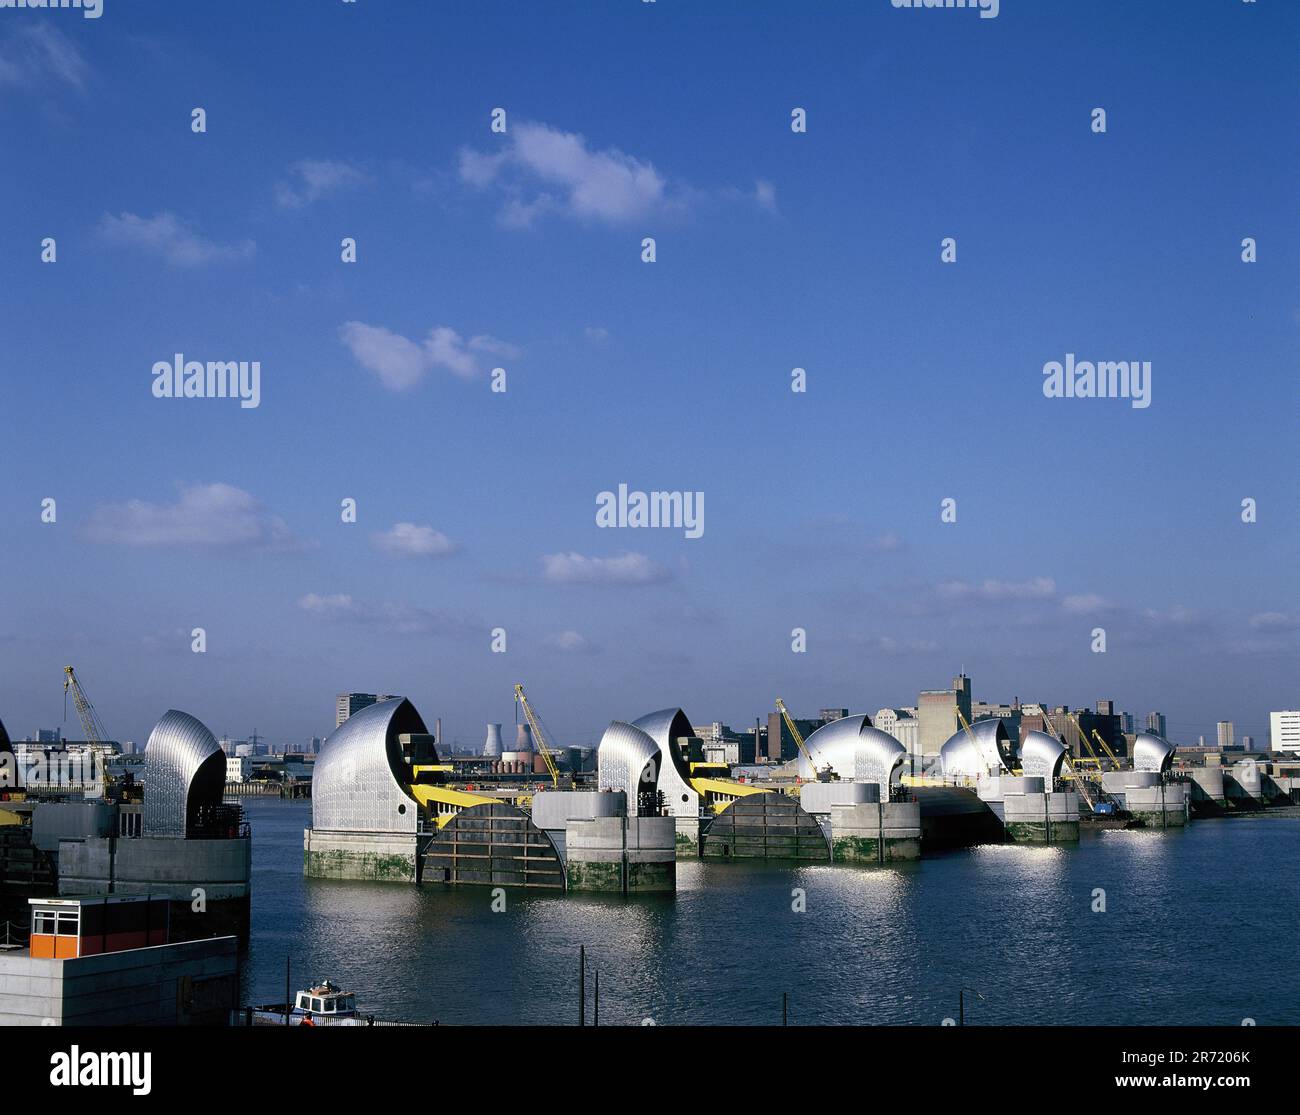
[
  {"x1": 530, "y1": 789, "x2": 625, "y2": 831},
  {"x1": 565, "y1": 816, "x2": 675, "y2": 893},
  {"x1": 58, "y1": 835, "x2": 252, "y2": 942},
  {"x1": 829, "y1": 800, "x2": 920, "y2": 863},
  {"x1": 303, "y1": 828, "x2": 418, "y2": 882},
  {"x1": 801, "y1": 781, "x2": 879, "y2": 816},
  {"x1": 1002, "y1": 789, "x2": 1080, "y2": 843},
  {"x1": 0, "y1": 936, "x2": 239, "y2": 1026},
  {"x1": 31, "y1": 801, "x2": 116, "y2": 853}
]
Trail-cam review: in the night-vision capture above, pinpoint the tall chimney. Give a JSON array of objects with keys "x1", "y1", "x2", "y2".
[{"x1": 483, "y1": 723, "x2": 503, "y2": 758}]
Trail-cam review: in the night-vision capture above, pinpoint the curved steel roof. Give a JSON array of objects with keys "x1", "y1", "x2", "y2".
[
  {"x1": 1133, "y1": 732, "x2": 1176, "y2": 774},
  {"x1": 142, "y1": 709, "x2": 227, "y2": 837},
  {"x1": 1018, "y1": 730, "x2": 1067, "y2": 781},
  {"x1": 940, "y1": 718, "x2": 1015, "y2": 779},
  {"x1": 312, "y1": 697, "x2": 426, "y2": 834},
  {"x1": 631, "y1": 708, "x2": 698, "y2": 811},
  {"x1": 799, "y1": 714, "x2": 905, "y2": 784},
  {"x1": 597, "y1": 720, "x2": 661, "y2": 815}
]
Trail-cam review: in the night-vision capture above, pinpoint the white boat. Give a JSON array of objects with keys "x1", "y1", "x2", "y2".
[{"x1": 248, "y1": 979, "x2": 365, "y2": 1026}]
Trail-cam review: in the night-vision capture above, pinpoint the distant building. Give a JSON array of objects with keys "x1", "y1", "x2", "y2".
[
  {"x1": 32, "y1": 729, "x2": 61, "y2": 743},
  {"x1": 1146, "y1": 712, "x2": 1168, "y2": 737},
  {"x1": 873, "y1": 708, "x2": 920, "y2": 759},
  {"x1": 765, "y1": 711, "x2": 820, "y2": 763},
  {"x1": 692, "y1": 720, "x2": 748, "y2": 762},
  {"x1": 818, "y1": 708, "x2": 849, "y2": 724},
  {"x1": 226, "y1": 756, "x2": 252, "y2": 783},
  {"x1": 336, "y1": 692, "x2": 396, "y2": 729},
  {"x1": 1270, "y1": 711, "x2": 1300, "y2": 754},
  {"x1": 1216, "y1": 721, "x2": 1235, "y2": 749},
  {"x1": 918, "y1": 674, "x2": 972, "y2": 759}
]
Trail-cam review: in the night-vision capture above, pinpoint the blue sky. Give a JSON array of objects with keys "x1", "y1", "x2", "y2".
[{"x1": 1, "y1": 0, "x2": 1296, "y2": 750}]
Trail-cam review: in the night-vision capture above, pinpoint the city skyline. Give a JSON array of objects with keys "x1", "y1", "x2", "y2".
[{"x1": 2, "y1": 1, "x2": 1297, "y2": 751}]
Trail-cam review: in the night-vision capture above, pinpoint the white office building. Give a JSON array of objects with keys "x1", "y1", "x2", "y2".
[{"x1": 1269, "y1": 711, "x2": 1300, "y2": 754}]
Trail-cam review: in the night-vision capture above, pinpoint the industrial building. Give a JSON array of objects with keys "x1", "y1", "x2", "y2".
[{"x1": 0, "y1": 708, "x2": 252, "y2": 942}]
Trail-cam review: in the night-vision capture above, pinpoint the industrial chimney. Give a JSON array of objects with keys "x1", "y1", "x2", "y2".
[
  {"x1": 483, "y1": 723, "x2": 503, "y2": 758},
  {"x1": 515, "y1": 723, "x2": 534, "y2": 752}
]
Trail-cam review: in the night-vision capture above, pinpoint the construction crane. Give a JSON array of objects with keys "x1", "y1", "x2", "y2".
[
  {"x1": 1029, "y1": 703, "x2": 1100, "y2": 813},
  {"x1": 1090, "y1": 727, "x2": 1124, "y2": 770},
  {"x1": 774, "y1": 699, "x2": 830, "y2": 782},
  {"x1": 512, "y1": 684, "x2": 561, "y2": 789},
  {"x1": 1062, "y1": 711, "x2": 1124, "y2": 771},
  {"x1": 62, "y1": 666, "x2": 109, "y2": 744}
]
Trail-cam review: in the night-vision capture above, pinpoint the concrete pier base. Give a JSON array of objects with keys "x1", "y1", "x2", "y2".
[
  {"x1": 1187, "y1": 767, "x2": 1227, "y2": 816},
  {"x1": 303, "y1": 828, "x2": 418, "y2": 882},
  {"x1": 1101, "y1": 773, "x2": 1188, "y2": 828},
  {"x1": 565, "y1": 816, "x2": 676, "y2": 893},
  {"x1": 829, "y1": 801, "x2": 921, "y2": 863},
  {"x1": 674, "y1": 815, "x2": 702, "y2": 856},
  {"x1": 1000, "y1": 778, "x2": 1080, "y2": 843}
]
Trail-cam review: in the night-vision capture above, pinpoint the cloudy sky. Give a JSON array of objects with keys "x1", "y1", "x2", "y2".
[{"x1": 1, "y1": 1, "x2": 1296, "y2": 750}]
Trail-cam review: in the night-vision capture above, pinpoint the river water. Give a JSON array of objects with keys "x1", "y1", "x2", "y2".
[{"x1": 239, "y1": 799, "x2": 1300, "y2": 1026}]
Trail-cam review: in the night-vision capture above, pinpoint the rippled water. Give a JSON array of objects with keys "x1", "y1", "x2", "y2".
[{"x1": 240, "y1": 800, "x2": 1300, "y2": 1026}]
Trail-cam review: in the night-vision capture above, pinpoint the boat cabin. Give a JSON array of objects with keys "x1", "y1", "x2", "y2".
[{"x1": 293, "y1": 980, "x2": 356, "y2": 1017}]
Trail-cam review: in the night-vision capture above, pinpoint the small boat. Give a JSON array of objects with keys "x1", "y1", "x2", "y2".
[
  {"x1": 292, "y1": 980, "x2": 358, "y2": 1023},
  {"x1": 247, "y1": 979, "x2": 365, "y2": 1026}
]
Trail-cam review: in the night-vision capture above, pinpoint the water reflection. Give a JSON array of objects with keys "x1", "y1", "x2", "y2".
[{"x1": 244, "y1": 801, "x2": 1300, "y2": 1025}]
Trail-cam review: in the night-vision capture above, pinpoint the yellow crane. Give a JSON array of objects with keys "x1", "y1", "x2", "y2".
[
  {"x1": 1063, "y1": 711, "x2": 1123, "y2": 771},
  {"x1": 774, "y1": 698, "x2": 829, "y2": 782},
  {"x1": 63, "y1": 666, "x2": 109, "y2": 744},
  {"x1": 512, "y1": 684, "x2": 561, "y2": 789},
  {"x1": 1091, "y1": 727, "x2": 1124, "y2": 770},
  {"x1": 1030, "y1": 704, "x2": 1099, "y2": 812}
]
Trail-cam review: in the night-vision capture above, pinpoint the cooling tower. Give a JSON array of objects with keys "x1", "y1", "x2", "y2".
[
  {"x1": 483, "y1": 723, "x2": 503, "y2": 758},
  {"x1": 515, "y1": 723, "x2": 534, "y2": 752}
]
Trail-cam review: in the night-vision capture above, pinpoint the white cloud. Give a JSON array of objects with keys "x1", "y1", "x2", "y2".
[
  {"x1": 1061, "y1": 593, "x2": 1112, "y2": 614},
  {"x1": 98, "y1": 211, "x2": 255, "y2": 266},
  {"x1": 865, "y1": 531, "x2": 903, "y2": 553},
  {"x1": 550, "y1": 630, "x2": 596, "y2": 654},
  {"x1": 297, "y1": 593, "x2": 472, "y2": 636},
  {"x1": 938, "y1": 577, "x2": 1056, "y2": 603},
  {"x1": 275, "y1": 159, "x2": 368, "y2": 209},
  {"x1": 459, "y1": 121, "x2": 671, "y2": 227},
  {"x1": 86, "y1": 483, "x2": 296, "y2": 549},
  {"x1": 339, "y1": 321, "x2": 519, "y2": 391},
  {"x1": 297, "y1": 593, "x2": 358, "y2": 619},
  {"x1": 539, "y1": 551, "x2": 671, "y2": 586},
  {"x1": 372, "y1": 523, "x2": 458, "y2": 558},
  {"x1": 584, "y1": 326, "x2": 610, "y2": 343},
  {"x1": 0, "y1": 24, "x2": 88, "y2": 90},
  {"x1": 1248, "y1": 611, "x2": 1300, "y2": 632}
]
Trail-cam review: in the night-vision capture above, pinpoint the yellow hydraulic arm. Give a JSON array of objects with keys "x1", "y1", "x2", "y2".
[
  {"x1": 513, "y1": 684, "x2": 561, "y2": 788},
  {"x1": 775, "y1": 698, "x2": 824, "y2": 781}
]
